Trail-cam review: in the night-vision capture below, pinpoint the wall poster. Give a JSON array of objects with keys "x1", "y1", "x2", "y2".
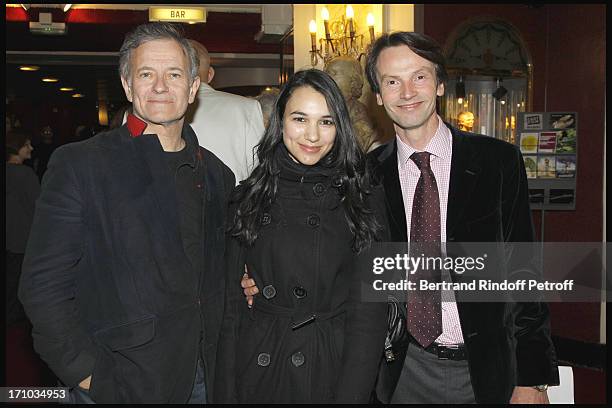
[{"x1": 516, "y1": 112, "x2": 577, "y2": 210}]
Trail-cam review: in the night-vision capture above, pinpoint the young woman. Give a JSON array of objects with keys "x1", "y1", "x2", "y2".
[{"x1": 214, "y1": 69, "x2": 388, "y2": 403}]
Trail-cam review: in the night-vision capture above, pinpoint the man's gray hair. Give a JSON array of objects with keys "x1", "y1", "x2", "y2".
[{"x1": 119, "y1": 22, "x2": 199, "y2": 85}]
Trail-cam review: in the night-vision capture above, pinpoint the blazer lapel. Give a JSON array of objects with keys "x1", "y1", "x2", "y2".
[
  {"x1": 378, "y1": 141, "x2": 408, "y2": 242},
  {"x1": 446, "y1": 130, "x2": 481, "y2": 240}
]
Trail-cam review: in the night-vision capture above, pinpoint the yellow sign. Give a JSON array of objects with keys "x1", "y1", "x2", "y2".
[{"x1": 149, "y1": 7, "x2": 206, "y2": 23}]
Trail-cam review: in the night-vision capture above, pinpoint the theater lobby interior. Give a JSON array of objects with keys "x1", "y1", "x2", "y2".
[{"x1": 5, "y1": 4, "x2": 606, "y2": 404}]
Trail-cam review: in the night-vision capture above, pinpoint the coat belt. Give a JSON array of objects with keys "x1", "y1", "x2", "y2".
[{"x1": 253, "y1": 301, "x2": 345, "y2": 331}]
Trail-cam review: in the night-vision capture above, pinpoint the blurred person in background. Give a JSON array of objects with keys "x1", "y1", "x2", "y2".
[
  {"x1": 6, "y1": 130, "x2": 55, "y2": 387},
  {"x1": 254, "y1": 87, "x2": 280, "y2": 129},
  {"x1": 109, "y1": 104, "x2": 133, "y2": 129},
  {"x1": 187, "y1": 40, "x2": 265, "y2": 184},
  {"x1": 6, "y1": 131, "x2": 38, "y2": 327},
  {"x1": 31, "y1": 125, "x2": 57, "y2": 181},
  {"x1": 72, "y1": 125, "x2": 90, "y2": 142}
]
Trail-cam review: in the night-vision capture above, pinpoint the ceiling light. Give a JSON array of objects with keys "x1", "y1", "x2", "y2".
[
  {"x1": 72, "y1": 93, "x2": 85, "y2": 98},
  {"x1": 42, "y1": 77, "x2": 59, "y2": 83},
  {"x1": 60, "y1": 87, "x2": 75, "y2": 91},
  {"x1": 19, "y1": 65, "x2": 40, "y2": 71},
  {"x1": 63, "y1": 4, "x2": 72, "y2": 12},
  {"x1": 492, "y1": 78, "x2": 508, "y2": 101},
  {"x1": 455, "y1": 76, "x2": 466, "y2": 100}
]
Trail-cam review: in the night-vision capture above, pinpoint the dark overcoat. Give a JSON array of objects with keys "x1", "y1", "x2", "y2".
[
  {"x1": 19, "y1": 124, "x2": 235, "y2": 403},
  {"x1": 215, "y1": 147, "x2": 388, "y2": 403}
]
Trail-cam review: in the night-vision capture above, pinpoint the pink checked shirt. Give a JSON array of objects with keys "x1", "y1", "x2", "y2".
[{"x1": 396, "y1": 116, "x2": 464, "y2": 345}]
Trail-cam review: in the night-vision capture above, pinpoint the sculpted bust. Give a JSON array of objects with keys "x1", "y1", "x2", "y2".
[
  {"x1": 324, "y1": 56, "x2": 378, "y2": 152},
  {"x1": 457, "y1": 111, "x2": 475, "y2": 132}
]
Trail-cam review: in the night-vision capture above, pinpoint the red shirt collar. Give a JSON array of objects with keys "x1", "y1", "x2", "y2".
[
  {"x1": 126, "y1": 113, "x2": 148, "y2": 138},
  {"x1": 125, "y1": 113, "x2": 201, "y2": 162}
]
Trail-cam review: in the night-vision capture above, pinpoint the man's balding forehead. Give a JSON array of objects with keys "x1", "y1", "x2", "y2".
[{"x1": 188, "y1": 39, "x2": 214, "y2": 82}]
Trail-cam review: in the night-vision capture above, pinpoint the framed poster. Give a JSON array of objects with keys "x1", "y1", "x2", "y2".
[
  {"x1": 556, "y1": 156, "x2": 576, "y2": 178},
  {"x1": 524, "y1": 113, "x2": 544, "y2": 130},
  {"x1": 556, "y1": 129, "x2": 577, "y2": 153},
  {"x1": 516, "y1": 112, "x2": 577, "y2": 210},
  {"x1": 537, "y1": 156, "x2": 556, "y2": 178},
  {"x1": 524, "y1": 155, "x2": 537, "y2": 178},
  {"x1": 538, "y1": 132, "x2": 557, "y2": 153},
  {"x1": 520, "y1": 132, "x2": 539, "y2": 153}
]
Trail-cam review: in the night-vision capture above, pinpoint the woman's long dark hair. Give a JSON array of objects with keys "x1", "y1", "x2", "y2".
[{"x1": 230, "y1": 69, "x2": 381, "y2": 252}]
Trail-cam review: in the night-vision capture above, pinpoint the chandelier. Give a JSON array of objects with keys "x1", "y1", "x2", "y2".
[{"x1": 308, "y1": 5, "x2": 376, "y2": 67}]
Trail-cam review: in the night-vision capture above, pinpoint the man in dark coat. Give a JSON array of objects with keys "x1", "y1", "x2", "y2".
[
  {"x1": 19, "y1": 22, "x2": 234, "y2": 404},
  {"x1": 365, "y1": 32, "x2": 559, "y2": 404}
]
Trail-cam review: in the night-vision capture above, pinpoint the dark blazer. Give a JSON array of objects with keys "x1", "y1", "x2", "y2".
[
  {"x1": 19, "y1": 124, "x2": 235, "y2": 403},
  {"x1": 370, "y1": 126, "x2": 559, "y2": 404}
]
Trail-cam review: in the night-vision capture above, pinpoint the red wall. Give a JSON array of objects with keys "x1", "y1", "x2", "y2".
[{"x1": 424, "y1": 4, "x2": 605, "y2": 343}]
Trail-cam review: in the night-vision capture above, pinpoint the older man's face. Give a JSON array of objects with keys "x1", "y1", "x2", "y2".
[{"x1": 121, "y1": 39, "x2": 200, "y2": 126}]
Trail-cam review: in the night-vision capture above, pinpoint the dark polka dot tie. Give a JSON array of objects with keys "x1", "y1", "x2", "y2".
[{"x1": 407, "y1": 152, "x2": 442, "y2": 348}]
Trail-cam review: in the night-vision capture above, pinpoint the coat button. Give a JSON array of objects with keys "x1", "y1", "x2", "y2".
[
  {"x1": 291, "y1": 352, "x2": 305, "y2": 367},
  {"x1": 261, "y1": 212, "x2": 271, "y2": 226},
  {"x1": 262, "y1": 285, "x2": 276, "y2": 299},
  {"x1": 332, "y1": 175, "x2": 343, "y2": 188},
  {"x1": 307, "y1": 214, "x2": 320, "y2": 227},
  {"x1": 257, "y1": 353, "x2": 271, "y2": 367},
  {"x1": 293, "y1": 286, "x2": 307, "y2": 299},
  {"x1": 313, "y1": 183, "x2": 326, "y2": 196}
]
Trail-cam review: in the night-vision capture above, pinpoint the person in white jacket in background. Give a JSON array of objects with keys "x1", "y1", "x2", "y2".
[{"x1": 187, "y1": 40, "x2": 265, "y2": 184}]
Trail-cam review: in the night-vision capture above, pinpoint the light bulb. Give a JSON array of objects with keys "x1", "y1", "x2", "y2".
[
  {"x1": 309, "y1": 20, "x2": 317, "y2": 34},
  {"x1": 322, "y1": 7, "x2": 329, "y2": 21},
  {"x1": 346, "y1": 5, "x2": 354, "y2": 19},
  {"x1": 367, "y1": 13, "x2": 375, "y2": 27}
]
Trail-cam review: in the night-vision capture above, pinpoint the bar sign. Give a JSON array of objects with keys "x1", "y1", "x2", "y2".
[{"x1": 149, "y1": 7, "x2": 207, "y2": 23}]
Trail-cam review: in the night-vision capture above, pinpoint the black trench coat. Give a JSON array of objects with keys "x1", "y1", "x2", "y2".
[{"x1": 215, "y1": 149, "x2": 388, "y2": 403}]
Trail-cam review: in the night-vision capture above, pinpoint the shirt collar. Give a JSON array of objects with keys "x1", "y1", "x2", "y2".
[
  {"x1": 396, "y1": 115, "x2": 452, "y2": 169},
  {"x1": 126, "y1": 113, "x2": 148, "y2": 138},
  {"x1": 125, "y1": 113, "x2": 201, "y2": 167}
]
